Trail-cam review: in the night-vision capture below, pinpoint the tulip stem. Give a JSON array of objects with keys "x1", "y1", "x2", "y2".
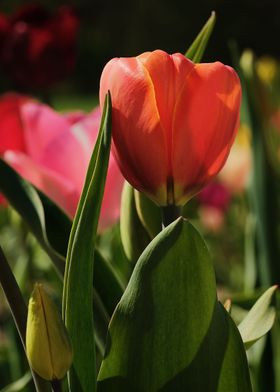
[
  {"x1": 0, "y1": 245, "x2": 52, "y2": 392},
  {"x1": 161, "y1": 205, "x2": 182, "y2": 228}
]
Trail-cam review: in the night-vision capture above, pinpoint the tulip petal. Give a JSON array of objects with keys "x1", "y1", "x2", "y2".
[
  {"x1": 20, "y1": 102, "x2": 70, "y2": 162},
  {"x1": 4, "y1": 150, "x2": 79, "y2": 217},
  {"x1": 172, "y1": 61, "x2": 241, "y2": 204},
  {"x1": 138, "y1": 51, "x2": 195, "y2": 171},
  {"x1": 0, "y1": 94, "x2": 28, "y2": 154},
  {"x1": 21, "y1": 102, "x2": 96, "y2": 196},
  {"x1": 1, "y1": 95, "x2": 123, "y2": 229},
  {"x1": 100, "y1": 57, "x2": 169, "y2": 204}
]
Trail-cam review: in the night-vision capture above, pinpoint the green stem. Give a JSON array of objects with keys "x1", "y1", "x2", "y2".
[
  {"x1": 0, "y1": 245, "x2": 51, "y2": 392},
  {"x1": 0, "y1": 246, "x2": 27, "y2": 347},
  {"x1": 161, "y1": 205, "x2": 182, "y2": 229}
]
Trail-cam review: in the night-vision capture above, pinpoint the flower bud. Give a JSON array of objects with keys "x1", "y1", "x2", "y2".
[{"x1": 26, "y1": 283, "x2": 73, "y2": 380}]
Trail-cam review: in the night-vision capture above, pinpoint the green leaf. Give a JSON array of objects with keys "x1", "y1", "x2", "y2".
[
  {"x1": 98, "y1": 218, "x2": 252, "y2": 391},
  {"x1": 0, "y1": 156, "x2": 122, "y2": 311},
  {"x1": 185, "y1": 11, "x2": 216, "y2": 63},
  {"x1": 231, "y1": 43, "x2": 280, "y2": 286},
  {"x1": 97, "y1": 225, "x2": 132, "y2": 286},
  {"x1": 238, "y1": 285, "x2": 277, "y2": 349},
  {"x1": 0, "y1": 247, "x2": 52, "y2": 392},
  {"x1": 63, "y1": 93, "x2": 112, "y2": 392},
  {"x1": 0, "y1": 372, "x2": 32, "y2": 392},
  {"x1": 0, "y1": 153, "x2": 121, "y2": 357},
  {"x1": 134, "y1": 189, "x2": 161, "y2": 238},
  {"x1": 120, "y1": 182, "x2": 151, "y2": 263},
  {"x1": 0, "y1": 159, "x2": 68, "y2": 275},
  {"x1": 93, "y1": 250, "x2": 124, "y2": 316}
]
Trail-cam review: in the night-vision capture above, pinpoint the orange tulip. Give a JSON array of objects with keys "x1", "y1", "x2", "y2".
[{"x1": 100, "y1": 50, "x2": 241, "y2": 206}]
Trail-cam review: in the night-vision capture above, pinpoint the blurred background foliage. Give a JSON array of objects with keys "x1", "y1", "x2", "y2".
[{"x1": 1, "y1": 0, "x2": 280, "y2": 96}]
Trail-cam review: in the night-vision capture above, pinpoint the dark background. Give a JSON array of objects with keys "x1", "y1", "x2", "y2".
[{"x1": 1, "y1": 0, "x2": 279, "y2": 95}]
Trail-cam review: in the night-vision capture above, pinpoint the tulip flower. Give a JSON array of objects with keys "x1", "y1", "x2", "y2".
[
  {"x1": 100, "y1": 50, "x2": 241, "y2": 206},
  {"x1": 198, "y1": 182, "x2": 231, "y2": 232},
  {"x1": 26, "y1": 283, "x2": 73, "y2": 380},
  {"x1": 0, "y1": 4, "x2": 78, "y2": 89},
  {"x1": 0, "y1": 94, "x2": 124, "y2": 230}
]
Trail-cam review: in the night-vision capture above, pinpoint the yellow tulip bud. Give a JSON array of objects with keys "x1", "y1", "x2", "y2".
[{"x1": 26, "y1": 283, "x2": 73, "y2": 380}]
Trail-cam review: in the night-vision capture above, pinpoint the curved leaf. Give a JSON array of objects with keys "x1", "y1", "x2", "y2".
[
  {"x1": 98, "y1": 218, "x2": 252, "y2": 391},
  {"x1": 0, "y1": 372, "x2": 32, "y2": 392},
  {"x1": 0, "y1": 159, "x2": 67, "y2": 274},
  {"x1": 238, "y1": 285, "x2": 277, "y2": 349}
]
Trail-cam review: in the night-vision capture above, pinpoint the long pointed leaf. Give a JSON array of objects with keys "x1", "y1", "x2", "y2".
[
  {"x1": 63, "y1": 92, "x2": 112, "y2": 391},
  {"x1": 185, "y1": 11, "x2": 216, "y2": 62}
]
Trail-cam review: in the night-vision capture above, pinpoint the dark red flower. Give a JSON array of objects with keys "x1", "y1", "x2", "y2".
[{"x1": 0, "y1": 4, "x2": 79, "y2": 89}]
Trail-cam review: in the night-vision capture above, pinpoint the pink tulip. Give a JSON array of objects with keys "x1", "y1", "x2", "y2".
[{"x1": 0, "y1": 94, "x2": 124, "y2": 231}]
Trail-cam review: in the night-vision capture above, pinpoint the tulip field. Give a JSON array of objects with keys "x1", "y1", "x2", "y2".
[{"x1": 0, "y1": 3, "x2": 280, "y2": 392}]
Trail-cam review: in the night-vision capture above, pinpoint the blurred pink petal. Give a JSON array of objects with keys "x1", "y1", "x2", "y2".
[
  {"x1": 0, "y1": 95, "x2": 124, "y2": 230},
  {"x1": 20, "y1": 102, "x2": 70, "y2": 162},
  {"x1": 4, "y1": 150, "x2": 79, "y2": 217}
]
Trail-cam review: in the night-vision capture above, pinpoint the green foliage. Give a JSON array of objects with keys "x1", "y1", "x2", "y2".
[
  {"x1": 120, "y1": 182, "x2": 151, "y2": 263},
  {"x1": 98, "y1": 218, "x2": 252, "y2": 391},
  {"x1": 0, "y1": 159, "x2": 68, "y2": 275},
  {"x1": 0, "y1": 372, "x2": 31, "y2": 392},
  {"x1": 62, "y1": 93, "x2": 112, "y2": 391},
  {"x1": 238, "y1": 286, "x2": 277, "y2": 349},
  {"x1": 134, "y1": 190, "x2": 161, "y2": 238},
  {"x1": 0, "y1": 148, "x2": 123, "y2": 360},
  {"x1": 185, "y1": 11, "x2": 216, "y2": 63}
]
